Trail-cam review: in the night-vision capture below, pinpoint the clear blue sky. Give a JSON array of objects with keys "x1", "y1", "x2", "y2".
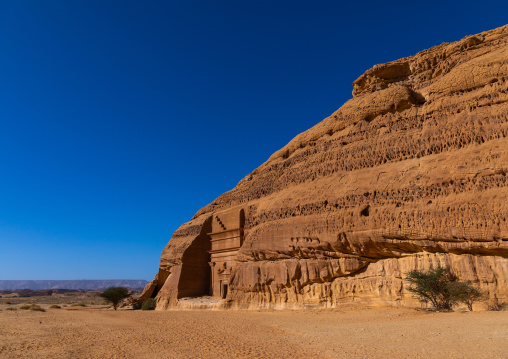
[{"x1": 1, "y1": 1, "x2": 506, "y2": 280}]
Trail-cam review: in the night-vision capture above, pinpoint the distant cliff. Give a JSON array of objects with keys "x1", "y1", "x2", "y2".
[{"x1": 0, "y1": 280, "x2": 148, "y2": 291}]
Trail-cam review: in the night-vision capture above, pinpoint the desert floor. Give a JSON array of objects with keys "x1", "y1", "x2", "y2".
[{"x1": 0, "y1": 302, "x2": 507, "y2": 359}]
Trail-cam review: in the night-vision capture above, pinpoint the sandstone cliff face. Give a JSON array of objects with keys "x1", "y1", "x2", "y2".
[{"x1": 142, "y1": 25, "x2": 508, "y2": 309}]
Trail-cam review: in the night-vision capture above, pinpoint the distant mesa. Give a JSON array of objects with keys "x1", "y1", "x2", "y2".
[
  {"x1": 140, "y1": 24, "x2": 508, "y2": 310},
  {"x1": 0, "y1": 280, "x2": 148, "y2": 291}
]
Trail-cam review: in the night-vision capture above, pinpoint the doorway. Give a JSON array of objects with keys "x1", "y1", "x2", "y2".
[{"x1": 221, "y1": 282, "x2": 228, "y2": 299}]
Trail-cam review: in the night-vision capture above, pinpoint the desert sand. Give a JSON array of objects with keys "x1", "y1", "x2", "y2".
[{"x1": 1, "y1": 303, "x2": 507, "y2": 358}]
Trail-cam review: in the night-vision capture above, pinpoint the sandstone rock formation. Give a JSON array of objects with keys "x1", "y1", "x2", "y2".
[{"x1": 141, "y1": 25, "x2": 508, "y2": 309}]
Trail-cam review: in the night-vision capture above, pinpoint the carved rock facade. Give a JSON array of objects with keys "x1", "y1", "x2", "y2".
[{"x1": 141, "y1": 25, "x2": 508, "y2": 309}]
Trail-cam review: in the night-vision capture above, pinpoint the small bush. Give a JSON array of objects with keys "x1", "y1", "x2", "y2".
[
  {"x1": 49, "y1": 305, "x2": 62, "y2": 309},
  {"x1": 449, "y1": 281, "x2": 484, "y2": 311},
  {"x1": 141, "y1": 298, "x2": 157, "y2": 311},
  {"x1": 19, "y1": 304, "x2": 46, "y2": 312},
  {"x1": 4, "y1": 301, "x2": 12, "y2": 304},
  {"x1": 405, "y1": 266, "x2": 485, "y2": 311},
  {"x1": 5, "y1": 307, "x2": 17, "y2": 311},
  {"x1": 405, "y1": 266, "x2": 458, "y2": 310},
  {"x1": 70, "y1": 302, "x2": 86, "y2": 307},
  {"x1": 487, "y1": 298, "x2": 507, "y2": 311},
  {"x1": 29, "y1": 305, "x2": 45, "y2": 312},
  {"x1": 100, "y1": 287, "x2": 130, "y2": 310}
]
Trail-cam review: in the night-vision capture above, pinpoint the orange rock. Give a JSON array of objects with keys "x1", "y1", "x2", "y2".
[{"x1": 141, "y1": 24, "x2": 508, "y2": 309}]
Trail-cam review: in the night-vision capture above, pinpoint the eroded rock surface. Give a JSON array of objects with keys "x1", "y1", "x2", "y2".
[{"x1": 143, "y1": 25, "x2": 508, "y2": 309}]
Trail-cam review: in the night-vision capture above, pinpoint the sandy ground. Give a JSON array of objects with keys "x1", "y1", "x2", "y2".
[{"x1": 0, "y1": 303, "x2": 507, "y2": 359}]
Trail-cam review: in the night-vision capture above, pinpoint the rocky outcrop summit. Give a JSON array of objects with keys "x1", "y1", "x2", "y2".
[{"x1": 142, "y1": 25, "x2": 508, "y2": 309}]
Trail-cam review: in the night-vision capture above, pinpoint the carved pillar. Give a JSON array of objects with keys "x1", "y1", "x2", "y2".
[{"x1": 208, "y1": 262, "x2": 215, "y2": 296}]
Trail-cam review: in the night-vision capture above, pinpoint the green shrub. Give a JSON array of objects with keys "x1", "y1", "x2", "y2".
[
  {"x1": 405, "y1": 266, "x2": 458, "y2": 310},
  {"x1": 100, "y1": 287, "x2": 130, "y2": 310},
  {"x1": 49, "y1": 305, "x2": 62, "y2": 309},
  {"x1": 5, "y1": 307, "x2": 17, "y2": 311},
  {"x1": 448, "y1": 281, "x2": 484, "y2": 311},
  {"x1": 141, "y1": 298, "x2": 157, "y2": 311},
  {"x1": 405, "y1": 266, "x2": 485, "y2": 311},
  {"x1": 20, "y1": 305, "x2": 31, "y2": 310}
]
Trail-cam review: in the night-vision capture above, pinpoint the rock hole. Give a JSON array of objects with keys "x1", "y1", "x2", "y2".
[{"x1": 360, "y1": 205, "x2": 370, "y2": 217}]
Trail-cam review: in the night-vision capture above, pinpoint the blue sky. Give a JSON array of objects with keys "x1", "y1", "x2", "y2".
[{"x1": 0, "y1": 1, "x2": 506, "y2": 280}]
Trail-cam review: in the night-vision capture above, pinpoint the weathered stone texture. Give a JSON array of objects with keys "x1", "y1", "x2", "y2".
[{"x1": 142, "y1": 25, "x2": 508, "y2": 309}]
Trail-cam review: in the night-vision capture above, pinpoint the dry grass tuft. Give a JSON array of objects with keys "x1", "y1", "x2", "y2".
[{"x1": 70, "y1": 302, "x2": 87, "y2": 307}]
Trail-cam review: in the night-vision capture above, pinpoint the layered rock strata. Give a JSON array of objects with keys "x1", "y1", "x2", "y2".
[{"x1": 141, "y1": 25, "x2": 508, "y2": 309}]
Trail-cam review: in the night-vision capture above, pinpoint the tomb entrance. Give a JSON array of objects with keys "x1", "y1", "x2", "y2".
[{"x1": 208, "y1": 208, "x2": 244, "y2": 298}]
